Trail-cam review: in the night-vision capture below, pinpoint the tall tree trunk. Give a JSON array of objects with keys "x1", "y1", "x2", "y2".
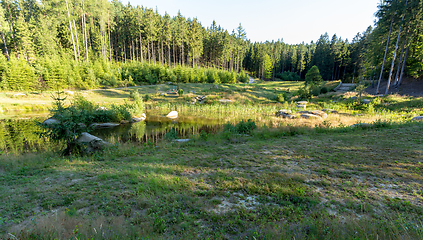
[
  {"x1": 73, "y1": 20, "x2": 81, "y2": 61},
  {"x1": 385, "y1": 0, "x2": 408, "y2": 95},
  {"x1": 147, "y1": 41, "x2": 151, "y2": 65},
  {"x1": 66, "y1": 0, "x2": 78, "y2": 61},
  {"x1": 192, "y1": 40, "x2": 195, "y2": 68},
  {"x1": 0, "y1": 31, "x2": 9, "y2": 61},
  {"x1": 376, "y1": 13, "x2": 395, "y2": 94},
  {"x1": 168, "y1": 40, "x2": 171, "y2": 68},
  {"x1": 173, "y1": 39, "x2": 175, "y2": 66},
  {"x1": 108, "y1": 15, "x2": 112, "y2": 65},
  {"x1": 82, "y1": 0, "x2": 88, "y2": 62},
  {"x1": 397, "y1": 45, "x2": 409, "y2": 87},
  {"x1": 6, "y1": 0, "x2": 19, "y2": 58},
  {"x1": 161, "y1": 40, "x2": 164, "y2": 65},
  {"x1": 393, "y1": 40, "x2": 406, "y2": 86}
]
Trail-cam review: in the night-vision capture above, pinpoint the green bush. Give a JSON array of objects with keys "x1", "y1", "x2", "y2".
[
  {"x1": 320, "y1": 87, "x2": 328, "y2": 94},
  {"x1": 223, "y1": 119, "x2": 257, "y2": 135},
  {"x1": 276, "y1": 93, "x2": 285, "y2": 102},
  {"x1": 178, "y1": 88, "x2": 184, "y2": 96},
  {"x1": 305, "y1": 66, "x2": 323, "y2": 85}
]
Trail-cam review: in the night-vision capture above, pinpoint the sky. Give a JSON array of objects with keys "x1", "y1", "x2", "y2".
[{"x1": 122, "y1": 0, "x2": 379, "y2": 44}]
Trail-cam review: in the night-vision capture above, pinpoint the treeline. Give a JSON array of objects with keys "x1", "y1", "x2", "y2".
[{"x1": 0, "y1": 0, "x2": 421, "y2": 91}]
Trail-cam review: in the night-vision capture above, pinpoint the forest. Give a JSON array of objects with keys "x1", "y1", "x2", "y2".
[{"x1": 0, "y1": 0, "x2": 421, "y2": 91}]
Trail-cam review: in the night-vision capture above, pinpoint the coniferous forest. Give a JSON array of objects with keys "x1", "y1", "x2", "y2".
[{"x1": 0, "y1": 0, "x2": 422, "y2": 91}]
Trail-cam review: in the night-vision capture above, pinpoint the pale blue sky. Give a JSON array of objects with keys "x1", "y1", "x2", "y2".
[{"x1": 123, "y1": 0, "x2": 379, "y2": 44}]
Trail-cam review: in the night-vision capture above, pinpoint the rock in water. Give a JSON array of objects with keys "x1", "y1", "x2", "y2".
[
  {"x1": 166, "y1": 111, "x2": 178, "y2": 119},
  {"x1": 131, "y1": 113, "x2": 147, "y2": 123},
  {"x1": 89, "y1": 123, "x2": 120, "y2": 129}
]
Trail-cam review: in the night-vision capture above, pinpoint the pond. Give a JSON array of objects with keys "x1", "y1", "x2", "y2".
[{"x1": 0, "y1": 111, "x2": 235, "y2": 154}]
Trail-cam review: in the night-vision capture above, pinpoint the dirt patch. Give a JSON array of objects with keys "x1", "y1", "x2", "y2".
[{"x1": 366, "y1": 78, "x2": 423, "y2": 96}]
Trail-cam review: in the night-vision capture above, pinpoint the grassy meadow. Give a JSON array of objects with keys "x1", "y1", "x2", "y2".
[{"x1": 1, "y1": 80, "x2": 423, "y2": 239}]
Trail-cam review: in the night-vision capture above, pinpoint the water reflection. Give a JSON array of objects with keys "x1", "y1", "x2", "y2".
[{"x1": 0, "y1": 113, "x2": 225, "y2": 154}]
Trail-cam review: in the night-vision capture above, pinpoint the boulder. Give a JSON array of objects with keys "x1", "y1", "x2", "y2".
[
  {"x1": 284, "y1": 114, "x2": 297, "y2": 119},
  {"x1": 42, "y1": 118, "x2": 60, "y2": 126},
  {"x1": 78, "y1": 132, "x2": 109, "y2": 152},
  {"x1": 301, "y1": 114, "x2": 321, "y2": 119},
  {"x1": 297, "y1": 101, "x2": 308, "y2": 105},
  {"x1": 322, "y1": 109, "x2": 338, "y2": 114},
  {"x1": 278, "y1": 109, "x2": 291, "y2": 114},
  {"x1": 362, "y1": 99, "x2": 372, "y2": 104},
  {"x1": 297, "y1": 104, "x2": 307, "y2": 110},
  {"x1": 411, "y1": 116, "x2": 423, "y2": 121},
  {"x1": 166, "y1": 111, "x2": 178, "y2": 119},
  {"x1": 219, "y1": 99, "x2": 233, "y2": 103},
  {"x1": 89, "y1": 122, "x2": 120, "y2": 129},
  {"x1": 310, "y1": 110, "x2": 328, "y2": 119},
  {"x1": 131, "y1": 113, "x2": 146, "y2": 123}
]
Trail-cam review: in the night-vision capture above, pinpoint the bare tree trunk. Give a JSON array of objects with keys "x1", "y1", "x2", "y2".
[
  {"x1": 82, "y1": 0, "x2": 88, "y2": 62},
  {"x1": 6, "y1": 0, "x2": 19, "y2": 58},
  {"x1": 385, "y1": 0, "x2": 408, "y2": 95},
  {"x1": 393, "y1": 40, "x2": 406, "y2": 86},
  {"x1": 168, "y1": 40, "x2": 171, "y2": 68},
  {"x1": 172, "y1": 39, "x2": 175, "y2": 66},
  {"x1": 0, "y1": 31, "x2": 9, "y2": 61},
  {"x1": 108, "y1": 15, "x2": 112, "y2": 65},
  {"x1": 147, "y1": 41, "x2": 151, "y2": 65},
  {"x1": 161, "y1": 40, "x2": 164, "y2": 65},
  {"x1": 66, "y1": 0, "x2": 78, "y2": 61},
  {"x1": 73, "y1": 20, "x2": 81, "y2": 61},
  {"x1": 397, "y1": 45, "x2": 409, "y2": 87},
  {"x1": 192, "y1": 40, "x2": 195, "y2": 68},
  {"x1": 376, "y1": 13, "x2": 395, "y2": 94}
]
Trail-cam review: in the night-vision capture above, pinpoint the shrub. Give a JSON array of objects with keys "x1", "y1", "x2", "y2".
[
  {"x1": 276, "y1": 93, "x2": 285, "y2": 102},
  {"x1": 305, "y1": 66, "x2": 323, "y2": 85},
  {"x1": 223, "y1": 119, "x2": 257, "y2": 135},
  {"x1": 320, "y1": 87, "x2": 328, "y2": 94},
  {"x1": 178, "y1": 88, "x2": 184, "y2": 96}
]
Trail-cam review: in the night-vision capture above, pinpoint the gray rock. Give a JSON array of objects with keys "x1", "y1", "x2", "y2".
[
  {"x1": 310, "y1": 110, "x2": 328, "y2": 119},
  {"x1": 298, "y1": 111, "x2": 310, "y2": 114},
  {"x1": 297, "y1": 104, "x2": 307, "y2": 110},
  {"x1": 89, "y1": 122, "x2": 120, "y2": 129},
  {"x1": 166, "y1": 111, "x2": 178, "y2": 119},
  {"x1": 322, "y1": 109, "x2": 338, "y2": 114},
  {"x1": 96, "y1": 106, "x2": 108, "y2": 111},
  {"x1": 77, "y1": 132, "x2": 110, "y2": 152},
  {"x1": 301, "y1": 114, "x2": 321, "y2": 119},
  {"x1": 297, "y1": 101, "x2": 308, "y2": 105},
  {"x1": 362, "y1": 99, "x2": 371, "y2": 104},
  {"x1": 284, "y1": 114, "x2": 296, "y2": 119},
  {"x1": 219, "y1": 99, "x2": 233, "y2": 103},
  {"x1": 350, "y1": 96, "x2": 357, "y2": 100},
  {"x1": 131, "y1": 113, "x2": 146, "y2": 123},
  {"x1": 411, "y1": 116, "x2": 423, "y2": 121},
  {"x1": 278, "y1": 109, "x2": 292, "y2": 114},
  {"x1": 42, "y1": 118, "x2": 60, "y2": 125}
]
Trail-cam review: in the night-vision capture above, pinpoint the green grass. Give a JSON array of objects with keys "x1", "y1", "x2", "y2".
[
  {"x1": 1, "y1": 121, "x2": 422, "y2": 239},
  {"x1": 1, "y1": 80, "x2": 423, "y2": 238}
]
